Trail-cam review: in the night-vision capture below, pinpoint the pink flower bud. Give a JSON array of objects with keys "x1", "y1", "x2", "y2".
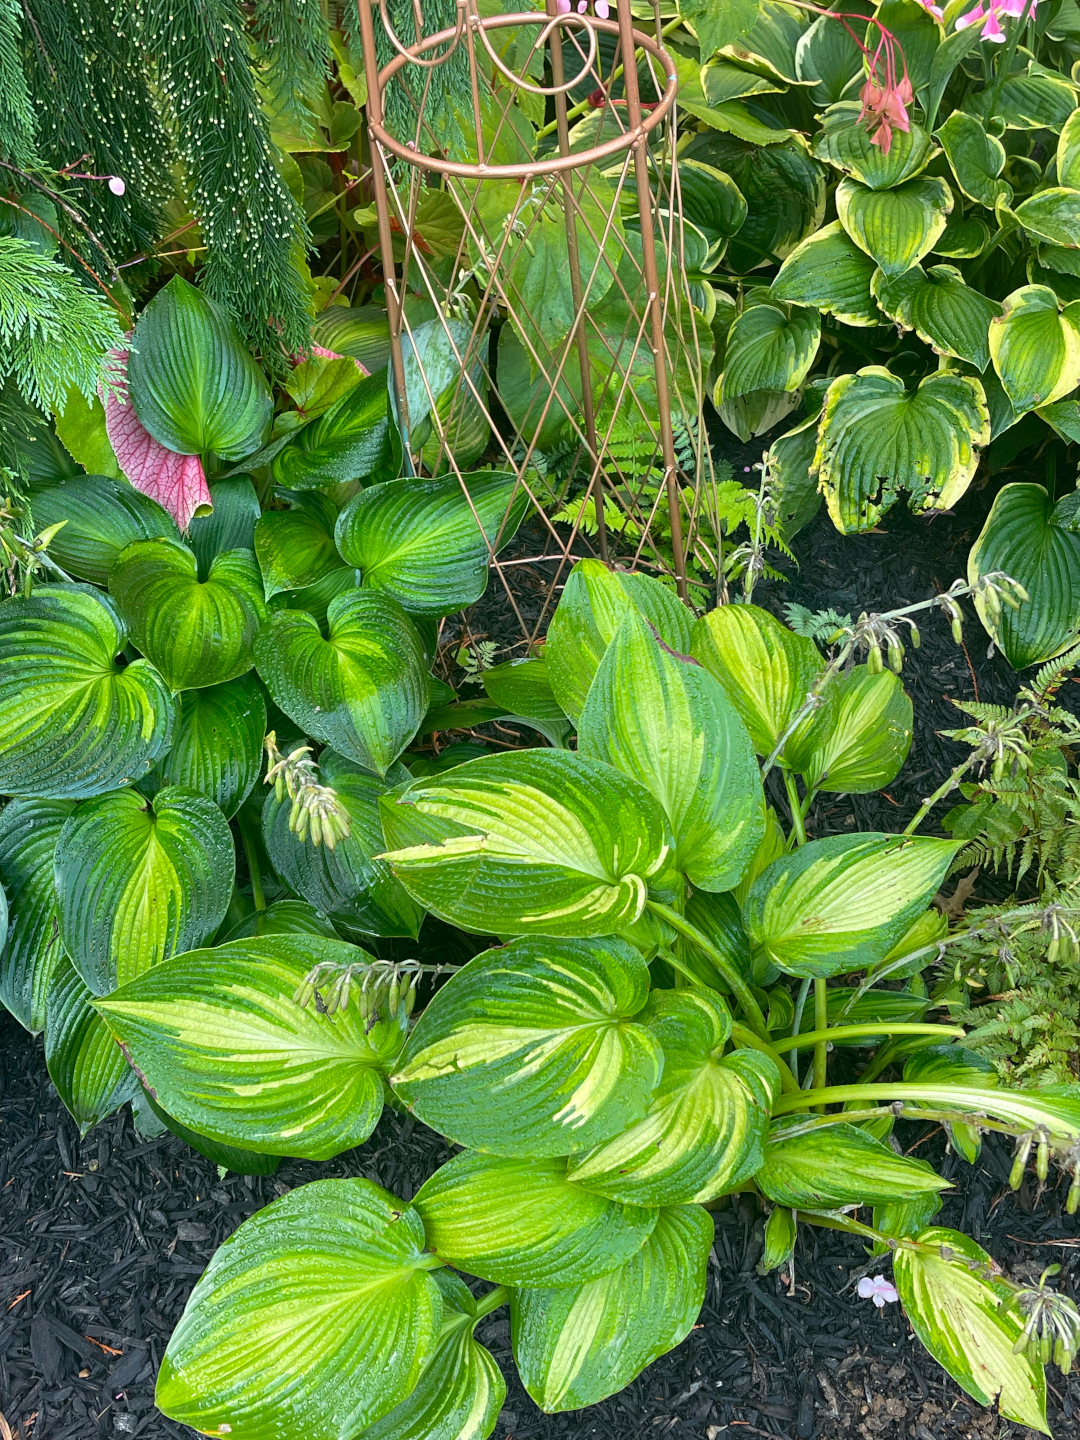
[{"x1": 108, "y1": 176, "x2": 126, "y2": 196}]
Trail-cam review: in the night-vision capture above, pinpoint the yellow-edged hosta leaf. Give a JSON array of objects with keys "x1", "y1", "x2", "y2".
[
  {"x1": 936, "y1": 111, "x2": 1011, "y2": 208},
  {"x1": 872, "y1": 264, "x2": 1000, "y2": 371},
  {"x1": 770, "y1": 222, "x2": 880, "y2": 326},
  {"x1": 836, "y1": 174, "x2": 953, "y2": 279},
  {"x1": 813, "y1": 102, "x2": 934, "y2": 189},
  {"x1": 989, "y1": 284, "x2": 1080, "y2": 413},
  {"x1": 718, "y1": 299, "x2": 821, "y2": 402}
]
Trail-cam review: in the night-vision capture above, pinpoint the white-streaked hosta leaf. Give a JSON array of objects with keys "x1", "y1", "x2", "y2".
[
  {"x1": 0, "y1": 798, "x2": 74, "y2": 1032},
  {"x1": 96, "y1": 935, "x2": 404, "y2": 1159},
  {"x1": 756, "y1": 1121, "x2": 950, "y2": 1207},
  {"x1": 893, "y1": 1228, "x2": 1048, "y2": 1433},
  {"x1": 255, "y1": 590, "x2": 428, "y2": 776},
  {"x1": 770, "y1": 221, "x2": 879, "y2": 326},
  {"x1": 412, "y1": 1151, "x2": 657, "y2": 1287},
  {"x1": 510, "y1": 1205, "x2": 712, "y2": 1413},
  {"x1": 799, "y1": 667, "x2": 913, "y2": 794},
  {"x1": 155, "y1": 1179, "x2": 444, "y2": 1440},
  {"x1": 989, "y1": 285, "x2": 1080, "y2": 413},
  {"x1": 814, "y1": 367, "x2": 990, "y2": 532},
  {"x1": 968, "y1": 482, "x2": 1080, "y2": 668},
  {"x1": 718, "y1": 300, "x2": 821, "y2": 402},
  {"x1": 0, "y1": 586, "x2": 175, "y2": 799},
  {"x1": 872, "y1": 264, "x2": 999, "y2": 371},
  {"x1": 566, "y1": 990, "x2": 777, "y2": 1205},
  {"x1": 1013, "y1": 188, "x2": 1080, "y2": 248},
  {"x1": 45, "y1": 956, "x2": 138, "y2": 1134},
  {"x1": 391, "y1": 935, "x2": 661, "y2": 1158},
  {"x1": 380, "y1": 750, "x2": 670, "y2": 938},
  {"x1": 836, "y1": 174, "x2": 953, "y2": 278},
  {"x1": 578, "y1": 610, "x2": 763, "y2": 890},
  {"x1": 55, "y1": 785, "x2": 233, "y2": 995},
  {"x1": 936, "y1": 112, "x2": 1011, "y2": 208},
  {"x1": 254, "y1": 492, "x2": 345, "y2": 600},
  {"x1": 744, "y1": 832, "x2": 958, "y2": 977},
  {"x1": 27, "y1": 473, "x2": 179, "y2": 586},
  {"x1": 813, "y1": 102, "x2": 933, "y2": 189},
  {"x1": 158, "y1": 674, "x2": 266, "y2": 818}
]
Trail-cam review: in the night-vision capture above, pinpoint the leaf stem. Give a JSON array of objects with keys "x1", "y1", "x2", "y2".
[
  {"x1": 647, "y1": 900, "x2": 769, "y2": 1036},
  {"x1": 784, "y1": 770, "x2": 808, "y2": 847},
  {"x1": 730, "y1": 1023, "x2": 801, "y2": 1094},
  {"x1": 473, "y1": 1284, "x2": 509, "y2": 1319},
  {"x1": 772, "y1": 1021, "x2": 966, "y2": 1054},
  {"x1": 902, "y1": 754, "x2": 976, "y2": 835},
  {"x1": 240, "y1": 817, "x2": 266, "y2": 911},
  {"x1": 812, "y1": 977, "x2": 829, "y2": 1099}
]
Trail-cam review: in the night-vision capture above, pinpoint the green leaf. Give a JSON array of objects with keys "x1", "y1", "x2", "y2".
[
  {"x1": 718, "y1": 300, "x2": 821, "y2": 403},
  {"x1": 968, "y1": 66, "x2": 1078, "y2": 131},
  {"x1": 744, "y1": 832, "x2": 958, "y2": 978},
  {"x1": 335, "y1": 472, "x2": 528, "y2": 617},
  {"x1": 158, "y1": 675, "x2": 266, "y2": 818},
  {"x1": 380, "y1": 750, "x2": 671, "y2": 938},
  {"x1": 255, "y1": 591, "x2": 427, "y2": 775},
  {"x1": 814, "y1": 367, "x2": 990, "y2": 532},
  {"x1": 872, "y1": 264, "x2": 1000, "y2": 371},
  {"x1": 188, "y1": 476, "x2": 260, "y2": 580},
  {"x1": 678, "y1": 159, "x2": 748, "y2": 265},
  {"x1": 1058, "y1": 107, "x2": 1080, "y2": 187},
  {"x1": 578, "y1": 609, "x2": 763, "y2": 891},
  {"x1": 836, "y1": 175, "x2": 953, "y2": 279},
  {"x1": 893, "y1": 1228, "x2": 1048, "y2": 1433},
  {"x1": 510, "y1": 1204, "x2": 712, "y2": 1413},
  {"x1": 156, "y1": 1179, "x2": 444, "y2": 1440},
  {"x1": 480, "y1": 657, "x2": 569, "y2": 741},
  {"x1": 813, "y1": 103, "x2": 933, "y2": 189},
  {"x1": 127, "y1": 277, "x2": 272, "y2": 461},
  {"x1": 936, "y1": 112, "x2": 1011, "y2": 208},
  {"x1": 262, "y1": 751, "x2": 423, "y2": 937},
  {"x1": 799, "y1": 668, "x2": 913, "y2": 794},
  {"x1": 142, "y1": 1089, "x2": 282, "y2": 1175},
  {"x1": 756, "y1": 1121, "x2": 949, "y2": 1207},
  {"x1": 223, "y1": 898, "x2": 340, "y2": 942},
  {"x1": 54, "y1": 389, "x2": 121, "y2": 478},
  {"x1": 312, "y1": 305, "x2": 392, "y2": 374},
  {"x1": 27, "y1": 474, "x2": 179, "y2": 586},
  {"x1": 412, "y1": 1151, "x2": 657, "y2": 1287},
  {"x1": 55, "y1": 785, "x2": 233, "y2": 995},
  {"x1": 110, "y1": 539, "x2": 267, "y2": 692},
  {"x1": 770, "y1": 221, "x2": 879, "y2": 326},
  {"x1": 766, "y1": 413, "x2": 824, "y2": 539},
  {"x1": 255, "y1": 492, "x2": 344, "y2": 600},
  {"x1": 682, "y1": 0, "x2": 760, "y2": 58},
  {"x1": 45, "y1": 956, "x2": 138, "y2": 1134},
  {"x1": 271, "y1": 368, "x2": 399, "y2": 489},
  {"x1": 1013, "y1": 188, "x2": 1080, "y2": 248},
  {"x1": 933, "y1": 213, "x2": 991, "y2": 259},
  {"x1": 795, "y1": 13, "x2": 867, "y2": 108},
  {"x1": 989, "y1": 285, "x2": 1080, "y2": 412},
  {"x1": 391, "y1": 935, "x2": 661, "y2": 1158},
  {"x1": 968, "y1": 481, "x2": 1080, "y2": 667},
  {"x1": 97, "y1": 935, "x2": 403, "y2": 1159},
  {"x1": 0, "y1": 798, "x2": 73, "y2": 1032},
  {"x1": 285, "y1": 352, "x2": 364, "y2": 420},
  {"x1": 0, "y1": 586, "x2": 175, "y2": 799},
  {"x1": 566, "y1": 990, "x2": 776, "y2": 1205}
]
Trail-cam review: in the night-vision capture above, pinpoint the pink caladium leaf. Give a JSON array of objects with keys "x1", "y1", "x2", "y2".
[
  {"x1": 309, "y1": 343, "x2": 369, "y2": 374},
  {"x1": 101, "y1": 347, "x2": 212, "y2": 531}
]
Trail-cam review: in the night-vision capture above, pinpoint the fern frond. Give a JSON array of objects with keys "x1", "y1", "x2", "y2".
[{"x1": 1031, "y1": 641, "x2": 1080, "y2": 701}]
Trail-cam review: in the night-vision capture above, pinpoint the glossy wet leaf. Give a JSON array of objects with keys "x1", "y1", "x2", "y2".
[
  {"x1": 0, "y1": 798, "x2": 74, "y2": 1032},
  {"x1": 765, "y1": 413, "x2": 824, "y2": 540},
  {"x1": 188, "y1": 476, "x2": 260, "y2": 579},
  {"x1": 45, "y1": 956, "x2": 138, "y2": 1134},
  {"x1": 254, "y1": 493, "x2": 344, "y2": 600},
  {"x1": 836, "y1": 175, "x2": 952, "y2": 279},
  {"x1": 271, "y1": 366, "x2": 399, "y2": 490},
  {"x1": 989, "y1": 285, "x2": 1080, "y2": 413},
  {"x1": 799, "y1": 668, "x2": 913, "y2": 794},
  {"x1": 718, "y1": 300, "x2": 821, "y2": 402},
  {"x1": 158, "y1": 675, "x2": 266, "y2": 818},
  {"x1": 480, "y1": 658, "x2": 568, "y2": 740},
  {"x1": 756, "y1": 1121, "x2": 950, "y2": 1207},
  {"x1": 872, "y1": 264, "x2": 999, "y2": 371},
  {"x1": 27, "y1": 473, "x2": 179, "y2": 586},
  {"x1": 770, "y1": 221, "x2": 879, "y2": 326},
  {"x1": 968, "y1": 67, "x2": 1078, "y2": 131}
]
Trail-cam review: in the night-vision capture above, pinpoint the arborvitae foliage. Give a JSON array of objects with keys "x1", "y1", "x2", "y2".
[
  {"x1": 251, "y1": 0, "x2": 330, "y2": 127},
  {"x1": 0, "y1": 0, "x2": 35, "y2": 168}
]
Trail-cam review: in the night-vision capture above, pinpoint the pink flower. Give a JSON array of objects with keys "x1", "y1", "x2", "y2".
[
  {"x1": 858, "y1": 1275, "x2": 900, "y2": 1309},
  {"x1": 858, "y1": 72, "x2": 912, "y2": 154},
  {"x1": 107, "y1": 176, "x2": 126, "y2": 196},
  {"x1": 913, "y1": 0, "x2": 944, "y2": 15},
  {"x1": 956, "y1": 0, "x2": 1034, "y2": 39}
]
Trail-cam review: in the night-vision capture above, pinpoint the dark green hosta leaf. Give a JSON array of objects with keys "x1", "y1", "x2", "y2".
[
  {"x1": 794, "y1": 11, "x2": 864, "y2": 107},
  {"x1": 271, "y1": 368, "x2": 399, "y2": 489},
  {"x1": 412, "y1": 1151, "x2": 657, "y2": 1287},
  {"x1": 718, "y1": 300, "x2": 820, "y2": 403},
  {"x1": 936, "y1": 112, "x2": 1011, "y2": 208},
  {"x1": 55, "y1": 785, "x2": 233, "y2": 995},
  {"x1": 254, "y1": 492, "x2": 344, "y2": 600},
  {"x1": 1059, "y1": 108, "x2": 1080, "y2": 187},
  {"x1": 156, "y1": 1179, "x2": 444, "y2": 1440},
  {"x1": 380, "y1": 750, "x2": 671, "y2": 938},
  {"x1": 222, "y1": 898, "x2": 339, "y2": 942},
  {"x1": 262, "y1": 751, "x2": 423, "y2": 937},
  {"x1": 158, "y1": 675, "x2": 266, "y2": 819},
  {"x1": 968, "y1": 482, "x2": 1080, "y2": 667},
  {"x1": 836, "y1": 175, "x2": 953, "y2": 279},
  {"x1": 27, "y1": 474, "x2": 178, "y2": 585},
  {"x1": 566, "y1": 991, "x2": 777, "y2": 1205},
  {"x1": 872, "y1": 265, "x2": 1000, "y2": 371},
  {"x1": 128, "y1": 277, "x2": 272, "y2": 461},
  {"x1": 968, "y1": 67, "x2": 1078, "y2": 131},
  {"x1": 756, "y1": 1121, "x2": 950, "y2": 1208},
  {"x1": 110, "y1": 539, "x2": 267, "y2": 691},
  {"x1": 335, "y1": 471, "x2": 528, "y2": 617},
  {"x1": 893, "y1": 1228, "x2": 1048, "y2": 1432},
  {"x1": 45, "y1": 956, "x2": 138, "y2": 1134},
  {"x1": 0, "y1": 586, "x2": 175, "y2": 799},
  {"x1": 391, "y1": 935, "x2": 661, "y2": 1158},
  {"x1": 187, "y1": 476, "x2": 260, "y2": 579},
  {"x1": 799, "y1": 668, "x2": 912, "y2": 794},
  {"x1": 989, "y1": 285, "x2": 1080, "y2": 413},
  {"x1": 97, "y1": 935, "x2": 404, "y2": 1159},
  {"x1": 256, "y1": 591, "x2": 427, "y2": 775},
  {"x1": 0, "y1": 798, "x2": 74, "y2": 1032},
  {"x1": 142, "y1": 1089, "x2": 282, "y2": 1176},
  {"x1": 480, "y1": 657, "x2": 570, "y2": 746},
  {"x1": 813, "y1": 103, "x2": 933, "y2": 189},
  {"x1": 511, "y1": 1205, "x2": 712, "y2": 1413},
  {"x1": 578, "y1": 610, "x2": 763, "y2": 891},
  {"x1": 678, "y1": 159, "x2": 747, "y2": 265},
  {"x1": 744, "y1": 832, "x2": 958, "y2": 978},
  {"x1": 764, "y1": 412, "x2": 822, "y2": 540},
  {"x1": 770, "y1": 221, "x2": 879, "y2": 327}
]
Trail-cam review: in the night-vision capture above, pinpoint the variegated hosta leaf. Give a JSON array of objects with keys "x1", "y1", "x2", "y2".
[
  {"x1": 380, "y1": 750, "x2": 671, "y2": 938},
  {"x1": 903, "y1": 1044, "x2": 998, "y2": 1163},
  {"x1": 893, "y1": 1229, "x2": 1048, "y2": 1434},
  {"x1": 836, "y1": 174, "x2": 953, "y2": 279},
  {"x1": 769, "y1": 221, "x2": 879, "y2": 327},
  {"x1": 0, "y1": 798, "x2": 74, "y2": 1032},
  {"x1": 578, "y1": 610, "x2": 763, "y2": 891},
  {"x1": 812, "y1": 102, "x2": 933, "y2": 189},
  {"x1": 989, "y1": 284, "x2": 1080, "y2": 413},
  {"x1": 0, "y1": 586, "x2": 175, "y2": 799},
  {"x1": 510, "y1": 1204, "x2": 712, "y2": 1413},
  {"x1": 765, "y1": 412, "x2": 822, "y2": 540},
  {"x1": 96, "y1": 935, "x2": 404, "y2": 1159},
  {"x1": 936, "y1": 112, "x2": 1011, "y2": 209},
  {"x1": 158, "y1": 674, "x2": 266, "y2": 818},
  {"x1": 872, "y1": 264, "x2": 1000, "y2": 372},
  {"x1": 1013, "y1": 188, "x2": 1080, "y2": 248},
  {"x1": 55, "y1": 785, "x2": 233, "y2": 995},
  {"x1": 744, "y1": 832, "x2": 958, "y2": 978},
  {"x1": 412, "y1": 1151, "x2": 658, "y2": 1287},
  {"x1": 566, "y1": 990, "x2": 778, "y2": 1205},
  {"x1": 881, "y1": 1082, "x2": 1080, "y2": 1144},
  {"x1": 1059, "y1": 107, "x2": 1080, "y2": 188},
  {"x1": 156, "y1": 1179, "x2": 444, "y2": 1440},
  {"x1": 45, "y1": 956, "x2": 138, "y2": 1135},
  {"x1": 27, "y1": 472, "x2": 179, "y2": 587},
  {"x1": 391, "y1": 935, "x2": 661, "y2": 1158},
  {"x1": 718, "y1": 299, "x2": 821, "y2": 402},
  {"x1": 798, "y1": 667, "x2": 912, "y2": 795},
  {"x1": 756, "y1": 1121, "x2": 950, "y2": 1208}
]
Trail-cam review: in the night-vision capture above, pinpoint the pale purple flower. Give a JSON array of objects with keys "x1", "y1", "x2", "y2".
[
  {"x1": 107, "y1": 176, "x2": 126, "y2": 196},
  {"x1": 956, "y1": 0, "x2": 1036, "y2": 40},
  {"x1": 858, "y1": 1275, "x2": 900, "y2": 1309},
  {"x1": 913, "y1": 0, "x2": 944, "y2": 15}
]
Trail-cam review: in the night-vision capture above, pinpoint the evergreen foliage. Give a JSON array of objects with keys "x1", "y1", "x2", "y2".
[
  {"x1": 0, "y1": 0, "x2": 35, "y2": 168},
  {"x1": 252, "y1": 0, "x2": 331, "y2": 126}
]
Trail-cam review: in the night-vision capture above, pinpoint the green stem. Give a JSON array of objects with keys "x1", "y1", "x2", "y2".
[
  {"x1": 903, "y1": 754, "x2": 976, "y2": 835},
  {"x1": 473, "y1": 1284, "x2": 509, "y2": 1320},
  {"x1": 811, "y1": 977, "x2": 829, "y2": 1097},
  {"x1": 240, "y1": 817, "x2": 266, "y2": 911},
  {"x1": 647, "y1": 900, "x2": 769, "y2": 1036},
  {"x1": 772, "y1": 1022, "x2": 966, "y2": 1054},
  {"x1": 983, "y1": 0, "x2": 1035, "y2": 125},
  {"x1": 773, "y1": 1082, "x2": 1075, "y2": 1132},
  {"x1": 789, "y1": 977, "x2": 812, "y2": 1085},
  {"x1": 784, "y1": 771, "x2": 808, "y2": 847},
  {"x1": 730, "y1": 1023, "x2": 801, "y2": 1095}
]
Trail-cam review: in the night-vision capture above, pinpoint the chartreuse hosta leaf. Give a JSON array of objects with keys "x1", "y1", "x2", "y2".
[
  {"x1": 335, "y1": 471, "x2": 528, "y2": 617},
  {"x1": 989, "y1": 285, "x2": 1080, "y2": 413},
  {"x1": 718, "y1": 299, "x2": 821, "y2": 403},
  {"x1": 480, "y1": 657, "x2": 571, "y2": 747},
  {"x1": 893, "y1": 1228, "x2": 1048, "y2": 1433},
  {"x1": 936, "y1": 112, "x2": 1011, "y2": 208},
  {"x1": 813, "y1": 367, "x2": 990, "y2": 532},
  {"x1": 128, "y1": 276, "x2": 272, "y2": 461},
  {"x1": 96, "y1": 936, "x2": 404, "y2": 1159},
  {"x1": 511, "y1": 1204, "x2": 712, "y2": 1413},
  {"x1": 0, "y1": 798, "x2": 73, "y2": 1032},
  {"x1": 254, "y1": 492, "x2": 345, "y2": 600},
  {"x1": 770, "y1": 222, "x2": 879, "y2": 326},
  {"x1": 544, "y1": 559, "x2": 693, "y2": 723},
  {"x1": 413, "y1": 1151, "x2": 658, "y2": 1287},
  {"x1": 159, "y1": 674, "x2": 266, "y2": 818},
  {"x1": 836, "y1": 175, "x2": 953, "y2": 279},
  {"x1": 1013, "y1": 189, "x2": 1080, "y2": 248},
  {"x1": 744, "y1": 833, "x2": 958, "y2": 978},
  {"x1": 799, "y1": 668, "x2": 913, "y2": 795},
  {"x1": 55, "y1": 785, "x2": 233, "y2": 996},
  {"x1": 110, "y1": 538, "x2": 267, "y2": 692},
  {"x1": 380, "y1": 750, "x2": 671, "y2": 938},
  {"x1": 969, "y1": 482, "x2": 1080, "y2": 668},
  {"x1": 578, "y1": 610, "x2": 763, "y2": 890},
  {"x1": 263, "y1": 753, "x2": 423, "y2": 938},
  {"x1": 255, "y1": 590, "x2": 428, "y2": 776},
  {"x1": 0, "y1": 586, "x2": 175, "y2": 799},
  {"x1": 904, "y1": 1045, "x2": 998, "y2": 1164},
  {"x1": 391, "y1": 936, "x2": 661, "y2": 1157},
  {"x1": 813, "y1": 103, "x2": 933, "y2": 189},
  {"x1": 45, "y1": 957, "x2": 137, "y2": 1135},
  {"x1": 872, "y1": 265, "x2": 1000, "y2": 371},
  {"x1": 271, "y1": 368, "x2": 398, "y2": 490},
  {"x1": 566, "y1": 991, "x2": 778, "y2": 1205},
  {"x1": 28, "y1": 473, "x2": 179, "y2": 585},
  {"x1": 756, "y1": 1121, "x2": 950, "y2": 1208},
  {"x1": 156, "y1": 1178, "x2": 444, "y2": 1440}
]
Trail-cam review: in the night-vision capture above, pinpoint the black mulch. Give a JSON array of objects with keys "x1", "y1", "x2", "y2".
[{"x1": 4, "y1": 451, "x2": 1080, "y2": 1440}]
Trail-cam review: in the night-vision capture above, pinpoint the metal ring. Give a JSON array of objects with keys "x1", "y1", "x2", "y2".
[
  {"x1": 475, "y1": 11, "x2": 599, "y2": 98},
  {"x1": 376, "y1": 0, "x2": 467, "y2": 70}
]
